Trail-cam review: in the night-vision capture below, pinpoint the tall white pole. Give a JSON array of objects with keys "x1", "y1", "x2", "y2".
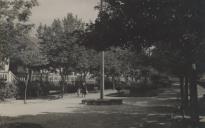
[
  {"x1": 100, "y1": 51, "x2": 104, "y2": 99},
  {"x1": 100, "y1": 0, "x2": 104, "y2": 99}
]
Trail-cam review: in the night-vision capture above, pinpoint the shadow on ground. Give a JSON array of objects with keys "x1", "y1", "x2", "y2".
[
  {"x1": 198, "y1": 97, "x2": 205, "y2": 115},
  {"x1": 0, "y1": 86, "x2": 185, "y2": 128},
  {"x1": 106, "y1": 88, "x2": 164, "y2": 97},
  {"x1": 16, "y1": 95, "x2": 62, "y2": 101},
  {"x1": 5, "y1": 122, "x2": 43, "y2": 128}
]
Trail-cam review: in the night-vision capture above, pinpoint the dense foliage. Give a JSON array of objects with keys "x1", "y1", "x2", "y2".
[
  {"x1": 0, "y1": 80, "x2": 17, "y2": 101},
  {"x1": 0, "y1": 0, "x2": 38, "y2": 61},
  {"x1": 83, "y1": 0, "x2": 205, "y2": 124}
]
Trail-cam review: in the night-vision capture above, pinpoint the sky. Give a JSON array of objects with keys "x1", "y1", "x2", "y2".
[{"x1": 30, "y1": 0, "x2": 99, "y2": 26}]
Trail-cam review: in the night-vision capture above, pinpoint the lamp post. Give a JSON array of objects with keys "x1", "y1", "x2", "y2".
[
  {"x1": 100, "y1": 0, "x2": 104, "y2": 100},
  {"x1": 82, "y1": 0, "x2": 122, "y2": 105},
  {"x1": 100, "y1": 51, "x2": 104, "y2": 99}
]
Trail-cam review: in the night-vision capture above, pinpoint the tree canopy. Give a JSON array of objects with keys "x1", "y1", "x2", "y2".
[
  {"x1": 84, "y1": 0, "x2": 204, "y2": 52},
  {"x1": 37, "y1": 14, "x2": 85, "y2": 73},
  {"x1": 0, "y1": 0, "x2": 38, "y2": 60},
  {"x1": 84, "y1": 0, "x2": 205, "y2": 124}
]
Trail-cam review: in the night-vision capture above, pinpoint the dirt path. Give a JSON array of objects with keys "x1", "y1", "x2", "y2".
[
  {"x1": 0, "y1": 86, "x2": 182, "y2": 128},
  {"x1": 0, "y1": 90, "x2": 117, "y2": 117}
]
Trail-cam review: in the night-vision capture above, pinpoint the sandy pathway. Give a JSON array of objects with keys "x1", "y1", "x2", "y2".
[
  {"x1": 0, "y1": 90, "x2": 116, "y2": 117},
  {"x1": 0, "y1": 96, "x2": 82, "y2": 117}
]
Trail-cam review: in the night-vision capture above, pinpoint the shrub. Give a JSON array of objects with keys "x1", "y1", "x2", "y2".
[
  {"x1": 65, "y1": 84, "x2": 76, "y2": 93},
  {"x1": 86, "y1": 83, "x2": 98, "y2": 91},
  {"x1": 27, "y1": 81, "x2": 48, "y2": 97},
  {"x1": 128, "y1": 74, "x2": 171, "y2": 96},
  {"x1": 115, "y1": 81, "x2": 128, "y2": 92},
  {"x1": 150, "y1": 74, "x2": 171, "y2": 87},
  {"x1": 0, "y1": 79, "x2": 17, "y2": 101},
  {"x1": 104, "y1": 78, "x2": 113, "y2": 89},
  {"x1": 41, "y1": 81, "x2": 50, "y2": 96},
  {"x1": 4, "y1": 83, "x2": 17, "y2": 98},
  {"x1": 0, "y1": 116, "x2": 7, "y2": 128},
  {"x1": 150, "y1": 74, "x2": 161, "y2": 84},
  {"x1": 16, "y1": 80, "x2": 51, "y2": 99},
  {"x1": 16, "y1": 81, "x2": 25, "y2": 99},
  {"x1": 64, "y1": 83, "x2": 98, "y2": 93}
]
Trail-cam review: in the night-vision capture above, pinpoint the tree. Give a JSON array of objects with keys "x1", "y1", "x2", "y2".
[
  {"x1": 12, "y1": 36, "x2": 48, "y2": 104},
  {"x1": 0, "y1": 0, "x2": 38, "y2": 103},
  {"x1": 84, "y1": 0, "x2": 204, "y2": 125},
  {"x1": 104, "y1": 49, "x2": 121, "y2": 89},
  {"x1": 37, "y1": 13, "x2": 85, "y2": 97},
  {"x1": 104, "y1": 48, "x2": 144, "y2": 89},
  {"x1": 72, "y1": 45, "x2": 98, "y2": 83},
  {"x1": 0, "y1": 0, "x2": 38, "y2": 61}
]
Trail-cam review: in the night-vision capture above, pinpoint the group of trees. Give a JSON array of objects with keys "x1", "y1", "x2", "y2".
[
  {"x1": 0, "y1": 0, "x2": 146, "y2": 101},
  {"x1": 83, "y1": 0, "x2": 205, "y2": 125},
  {"x1": 36, "y1": 14, "x2": 97, "y2": 97},
  {"x1": 36, "y1": 14, "x2": 145, "y2": 96},
  {"x1": 0, "y1": 0, "x2": 38, "y2": 60},
  {"x1": 1, "y1": 0, "x2": 205, "y2": 125},
  {"x1": 0, "y1": 0, "x2": 42, "y2": 103}
]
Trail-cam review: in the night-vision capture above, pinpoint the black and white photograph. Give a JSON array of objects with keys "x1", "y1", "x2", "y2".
[{"x1": 0, "y1": 0, "x2": 204, "y2": 128}]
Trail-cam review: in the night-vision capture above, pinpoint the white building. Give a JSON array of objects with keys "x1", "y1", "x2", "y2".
[{"x1": 0, "y1": 59, "x2": 17, "y2": 84}]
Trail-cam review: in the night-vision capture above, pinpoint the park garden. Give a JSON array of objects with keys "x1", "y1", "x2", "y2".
[{"x1": 0, "y1": 0, "x2": 205, "y2": 128}]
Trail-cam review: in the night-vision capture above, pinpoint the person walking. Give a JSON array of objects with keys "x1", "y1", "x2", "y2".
[
  {"x1": 81, "y1": 82, "x2": 87, "y2": 98},
  {"x1": 77, "y1": 86, "x2": 81, "y2": 97}
]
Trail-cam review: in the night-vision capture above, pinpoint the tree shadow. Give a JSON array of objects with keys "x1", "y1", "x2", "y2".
[
  {"x1": 0, "y1": 102, "x2": 181, "y2": 128},
  {"x1": 5, "y1": 122, "x2": 43, "y2": 128},
  {"x1": 38, "y1": 95, "x2": 62, "y2": 100},
  {"x1": 199, "y1": 122, "x2": 205, "y2": 128},
  {"x1": 0, "y1": 86, "x2": 182, "y2": 128},
  {"x1": 106, "y1": 88, "x2": 165, "y2": 97},
  {"x1": 143, "y1": 105, "x2": 177, "y2": 114},
  {"x1": 198, "y1": 97, "x2": 205, "y2": 116}
]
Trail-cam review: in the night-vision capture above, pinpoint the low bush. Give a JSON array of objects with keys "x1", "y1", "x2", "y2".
[
  {"x1": 16, "y1": 81, "x2": 25, "y2": 99},
  {"x1": 150, "y1": 74, "x2": 171, "y2": 87},
  {"x1": 64, "y1": 84, "x2": 76, "y2": 93},
  {"x1": 27, "y1": 81, "x2": 50, "y2": 97},
  {"x1": 115, "y1": 81, "x2": 128, "y2": 92},
  {"x1": 16, "y1": 80, "x2": 51, "y2": 99},
  {"x1": 104, "y1": 78, "x2": 113, "y2": 89},
  {"x1": 64, "y1": 83, "x2": 98, "y2": 93},
  {"x1": 16, "y1": 80, "x2": 99, "y2": 98},
  {"x1": 86, "y1": 83, "x2": 98, "y2": 91},
  {"x1": 0, "y1": 116, "x2": 7, "y2": 128},
  {"x1": 0, "y1": 79, "x2": 17, "y2": 101},
  {"x1": 128, "y1": 74, "x2": 171, "y2": 96}
]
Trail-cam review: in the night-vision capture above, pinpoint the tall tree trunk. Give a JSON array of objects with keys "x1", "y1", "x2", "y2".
[
  {"x1": 83, "y1": 72, "x2": 87, "y2": 83},
  {"x1": 80, "y1": 73, "x2": 83, "y2": 83},
  {"x1": 111, "y1": 76, "x2": 115, "y2": 90},
  {"x1": 131, "y1": 76, "x2": 134, "y2": 82},
  {"x1": 61, "y1": 75, "x2": 65, "y2": 98},
  {"x1": 184, "y1": 76, "x2": 189, "y2": 109},
  {"x1": 60, "y1": 68, "x2": 65, "y2": 98},
  {"x1": 24, "y1": 68, "x2": 31, "y2": 104},
  {"x1": 124, "y1": 75, "x2": 128, "y2": 84},
  {"x1": 62, "y1": 75, "x2": 65, "y2": 98},
  {"x1": 179, "y1": 76, "x2": 185, "y2": 117},
  {"x1": 189, "y1": 64, "x2": 199, "y2": 126}
]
